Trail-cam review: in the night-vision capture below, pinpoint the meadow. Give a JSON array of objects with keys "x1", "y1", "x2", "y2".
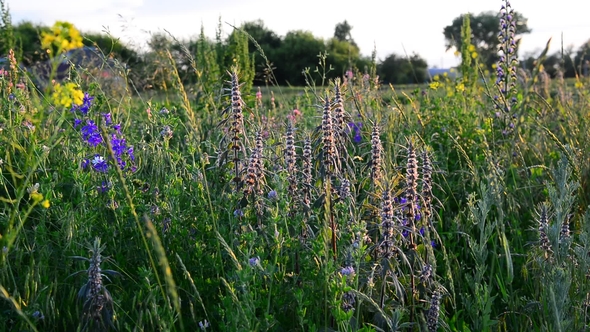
[{"x1": 2, "y1": 2, "x2": 590, "y2": 331}]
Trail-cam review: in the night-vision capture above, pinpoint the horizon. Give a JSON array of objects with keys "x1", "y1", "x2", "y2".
[{"x1": 8, "y1": 0, "x2": 590, "y2": 69}]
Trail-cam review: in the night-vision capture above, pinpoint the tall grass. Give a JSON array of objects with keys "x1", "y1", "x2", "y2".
[{"x1": 2, "y1": 1, "x2": 590, "y2": 331}]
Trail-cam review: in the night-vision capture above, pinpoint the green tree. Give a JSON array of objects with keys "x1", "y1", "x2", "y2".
[
  {"x1": 378, "y1": 53, "x2": 427, "y2": 84},
  {"x1": 82, "y1": 32, "x2": 140, "y2": 67},
  {"x1": 326, "y1": 38, "x2": 361, "y2": 79},
  {"x1": 443, "y1": 11, "x2": 530, "y2": 69},
  {"x1": 240, "y1": 20, "x2": 282, "y2": 83},
  {"x1": 274, "y1": 30, "x2": 326, "y2": 86},
  {"x1": 333, "y1": 20, "x2": 356, "y2": 47}
]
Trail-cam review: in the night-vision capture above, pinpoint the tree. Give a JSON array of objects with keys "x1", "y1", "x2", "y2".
[
  {"x1": 274, "y1": 30, "x2": 326, "y2": 85},
  {"x1": 378, "y1": 53, "x2": 427, "y2": 84},
  {"x1": 240, "y1": 20, "x2": 282, "y2": 83},
  {"x1": 326, "y1": 38, "x2": 360, "y2": 79},
  {"x1": 443, "y1": 11, "x2": 530, "y2": 69},
  {"x1": 334, "y1": 20, "x2": 356, "y2": 47},
  {"x1": 82, "y1": 32, "x2": 140, "y2": 67}
]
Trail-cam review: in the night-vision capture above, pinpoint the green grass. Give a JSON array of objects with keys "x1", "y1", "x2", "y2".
[{"x1": 3, "y1": 11, "x2": 590, "y2": 332}]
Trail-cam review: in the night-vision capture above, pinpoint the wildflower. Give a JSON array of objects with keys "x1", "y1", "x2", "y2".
[
  {"x1": 346, "y1": 70, "x2": 354, "y2": 80},
  {"x1": 427, "y1": 290, "x2": 441, "y2": 332},
  {"x1": 348, "y1": 122, "x2": 363, "y2": 143},
  {"x1": 199, "y1": 320, "x2": 210, "y2": 330},
  {"x1": 97, "y1": 181, "x2": 111, "y2": 194},
  {"x1": 233, "y1": 209, "x2": 244, "y2": 218},
  {"x1": 255, "y1": 87, "x2": 262, "y2": 101},
  {"x1": 160, "y1": 107, "x2": 169, "y2": 115},
  {"x1": 267, "y1": 190, "x2": 278, "y2": 201},
  {"x1": 27, "y1": 183, "x2": 40, "y2": 195},
  {"x1": 81, "y1": 120, "x2": 103, "y2": 147},
  {"x1": 248, "y1": 256, "x2": 260, "y2": 267},
  {"x1": 420, "y1": 264, "x2": 433, "y2": 283},
  {"x1": 41, "y1": 199, "x2": 50, "y2": 209},
  {"x1": 91, "y1": 154, "x2": 108, "y2": 172},
  {"x1": 341, "y1": 291, "x2": 355, "y2": 312},
  {"x1": 160, "y1": 126, "x2": 173, "y2": 139},
  {"x1": 341, "y1": 266, "x2": 355, "y2": 276},
  {"x1": 102, "y1": 113, "x2": 112, "y2": 126},
  {"x1": 537, "y1": 203, "x2": 552, "y2": 258},
  {"x1": 32, "y1": 311, "x2": 45, "y2": 320},
  {"x1": 162, "y1": 218, "x2": 172, "y2": 233}
]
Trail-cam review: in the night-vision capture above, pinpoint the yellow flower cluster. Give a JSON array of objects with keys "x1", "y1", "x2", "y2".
[
  {"x1": 51, "y1": 82, "x2": 84, "y2": 108},
  {"x1": 41, "y1": 21, "x2": 84, "y2": 55}
]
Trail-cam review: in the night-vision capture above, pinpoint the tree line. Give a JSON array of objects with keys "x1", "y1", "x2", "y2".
[{"x1": 1, "y1": 9, "x2": 589, "y2": 88}]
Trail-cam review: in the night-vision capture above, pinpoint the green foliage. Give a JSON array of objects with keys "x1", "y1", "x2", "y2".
[
  {"x1": 4, "y1": 2, "x2": 590, "y2": 332},
  {"x1": 444, "y1": 10, "x2": 531, "y2": 69},
  {"x1": 377, "y1": 53, "x2": 428, "y2": 84}
]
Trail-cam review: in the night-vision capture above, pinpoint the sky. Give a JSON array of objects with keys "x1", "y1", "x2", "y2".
[{"x1": 7, "y1": 0, "x2": 590, "y2": 68}]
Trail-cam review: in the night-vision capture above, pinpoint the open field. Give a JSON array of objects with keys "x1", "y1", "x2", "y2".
[{"x1": 3, "y1": 7, "x2": 590, "y2": 332}]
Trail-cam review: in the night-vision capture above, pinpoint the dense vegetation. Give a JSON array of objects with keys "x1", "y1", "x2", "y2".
[{"x1": 2, "y1": 1, "x2": 590, "y2": 331}]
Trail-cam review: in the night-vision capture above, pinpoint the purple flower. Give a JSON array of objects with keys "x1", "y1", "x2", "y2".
[
  {"x1": 74, "y1": 118, "x2": 82, "y2": 128},
  {"x1": 268, "y1": 190, "x2": 278, "y2": 201},
  {"x1": 97, "y1": 181, "x2": 111, "y2": 193},
  {"x1": 341, "y1": 266, "x2": 355, "y2": 276},
  {"x1": 112, "y1": 123, "x2": 121, "y2": 133},
  {"x1": 103, "y1": 113, "x2": 112, "y2": 126},
  {"x1": 248, "y1": 256, "x2": 260, "y2": 266},
  {"x1": 81, "y1": 120, "x2": 102, "y2": 147},
  {"x1": 90, "y1": 154, "x2": 108, "y2": 172}
]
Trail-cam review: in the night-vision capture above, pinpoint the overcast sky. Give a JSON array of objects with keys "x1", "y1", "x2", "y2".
[{"x1": 8, "y1": 0, "x2": 590, "y2": 68}]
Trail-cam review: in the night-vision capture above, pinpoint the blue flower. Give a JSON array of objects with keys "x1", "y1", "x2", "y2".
[
  {"x1": 81, "y1": 120, "x2": 102, "y2": 147},
  {"x1": 103, "y1": 113, "x2": 112, "y2": 126},
  {"x1": 74, "y1": 118, "x2": 82, "y2": 128},
  {"x1": 90, "y1": 154, "x2": 108, "y2": 172}
]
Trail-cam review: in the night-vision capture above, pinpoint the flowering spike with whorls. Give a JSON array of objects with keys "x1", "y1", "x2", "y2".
[
  {"x1": 229, "y1": 70, "x2": 245, "y2": 191},
  {"x1": 285, "y1": 121, "x2": 298, "y2": 199},
  {"x1": 537, "y1": 202, "x2": 553, "y2": 259},
  {"x1": 379, "y1": 188, "x2": 396, "y2": 259},
  {"x1": 405, "y1": 141, "x2": 419, "y2": 247},
  {"x1": 495, "y1": 0, "x2": 519, "y2": 133},
  {"x1": 370, "y1": 123, "x2": 383, "y2": 188},
  {"x1": 321, "y1": 95, "x2": 337, "y2": 176},
  {"x1": 427, "y1": 290, "x2": 441, "y2": 332},
  {"x1": 77, "y1": 238, "x2": 115, "y2": 331},
  {"x1": 302, "y1": 137, "x2": 313, "y2": 209}
]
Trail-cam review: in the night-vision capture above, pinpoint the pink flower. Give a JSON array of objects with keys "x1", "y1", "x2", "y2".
[
  {"x1": 346, "y1": 70, "x2": 354, "y2": 80},
  {"x1": 293, "y1": 109, "x2": 301, "y2": 117},
  {"x1": 146, "y1": 107, "x2": 152, "y2": 119},
  {"x1": 256, "y1": 87, "x2": 262, "y2": 101}
]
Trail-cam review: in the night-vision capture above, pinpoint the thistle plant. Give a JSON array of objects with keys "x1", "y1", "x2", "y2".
[
  {"x1": 370, "y1": 123, "x2": 383, "y2": 189},
  {"x1": 405, "y1": 140, "x2": 419, "y2": 249},
  {"x1": 73, "y1": 238, "x2": 118, "y2": 331},
  {"x1": 321, "y1": 95, "x2": 337, "y2": 177},
  {"x1": 537, "y1": 202, "x2": 553, "y2": 260},
  {"x1": 494, "y1": 0, "x2": 518, "y2": 133},
  {"x1": 285, "y1": 121, "x2": 298, "y2": 202},
  {"x1": 224, "y1": 69, "x2": 245, "y2": 192},
  {"x1": 426, "y1": 290, "x2": 441, "y2": 332}
]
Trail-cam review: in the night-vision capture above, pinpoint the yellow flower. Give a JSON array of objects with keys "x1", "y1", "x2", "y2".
[
  {"x1": 471, "y1": 51, "x2": 478, "y2": 59},
  {"x1": 468, "y1": 44, "x2": 476, "y2": 52},
  {"x1": 575, "y1": 81, "x2": 584, "y2": 89},
  {"x1": 456, "y1": 83, "x2": 465, "y2": 93},
  {"x1": 429, "y1": 81, "x2": 441, "y2": 90},
  {"x1": 41, "y1": 21, "x2": 84, "y2": 55},
  {"x1": 30, "y1": 192, "x2": 43, "y2": 203},
  {"x1": 41, "y1": 199, "x2": 51, "y2": 209},
  {"x1": 51, "y1": 82, "x2": 84, "y2": 108}
]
